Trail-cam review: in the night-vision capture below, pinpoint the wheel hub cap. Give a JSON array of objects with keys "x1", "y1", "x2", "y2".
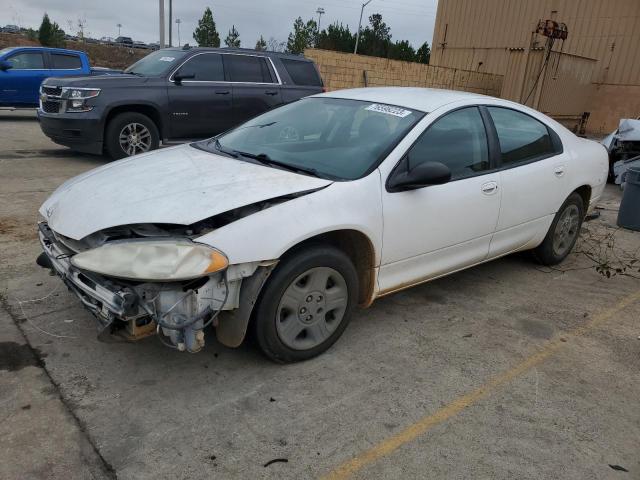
[{"x1": 276, "y1": 267, "x2": 348, "y2": 351}]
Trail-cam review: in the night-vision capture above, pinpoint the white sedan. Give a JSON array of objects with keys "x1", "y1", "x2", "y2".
[{"x1": 37, "y1": 87, "x2": 609, "y2": 362}]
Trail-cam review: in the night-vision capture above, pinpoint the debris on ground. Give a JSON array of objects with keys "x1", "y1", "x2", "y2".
[{"x1": 263, "y1": 458, "x2": 288, "y2": 467}]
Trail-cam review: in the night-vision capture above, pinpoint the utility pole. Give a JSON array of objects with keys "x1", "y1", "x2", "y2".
[
  {"x1": 168, "y1": 0, "x2": 172, "y2": 46},
  {"x1": 117, "y1": 23, "x2": 122, "y2": 37},
  {"x1": 159, "y1": 0, "x2": 165, "y2": 48},
  {"x1": 354, "y1": 0, "x2": 372, "y2": 54},
  {"x1": 175, "y1": 18, "x2": 181, "y2": 46},
  {"x1": 316, "y1": 7, "x2": 325, "y2": 34}
]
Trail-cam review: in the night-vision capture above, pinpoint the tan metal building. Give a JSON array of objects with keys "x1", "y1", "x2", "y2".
[{"x1": 430, "y1": 0, "x2": 640, "y2": 133}]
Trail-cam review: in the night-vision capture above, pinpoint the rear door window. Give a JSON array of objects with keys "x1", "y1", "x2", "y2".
[
  {"x1": 7, "y1": 52, "x2": 44, "y2": 69},
  {"x1": 174, "y1": 53, "x2": 224, "y2": 81},
  {"x1": 280, "y1": 59, "x2": 322, "y2": 86},
  {"x1": 51, "y1": 53, "x2": 82, "y2": 69},
  {"x1": 488, "y1": 107, "x2": 558, "y2": 166},
  {"x1": 225, "y1": 54, "x2": 274, "y2": 83}
]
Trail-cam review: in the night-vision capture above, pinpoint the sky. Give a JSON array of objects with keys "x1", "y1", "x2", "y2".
[{"x1": 0, "y1": 0, "x2": 438, "y2": 49}]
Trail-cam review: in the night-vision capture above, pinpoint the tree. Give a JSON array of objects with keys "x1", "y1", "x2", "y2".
[
  {"x1": 267, "y1": 36, "x2": 286, "y2": 52},
  {"x1": 389, "y1": 40, "x2": 416, "y2": 62},
  {"x1": 255, "y1": 35, "x2": 267, "y2": 51},
  {"x1": 193, "y1": 7, "x2": 220, "y2": 47},
  {"x1": 358, "y1": 13, "x2": 391, "y2": 57},
  {"x1": 416, "y1": 41, "x2": 430, "y2": 64},
  {"x1": 38, "y1": 13, "x2": 65, "y2": 48},
  {"x1": 224, "y1": 25, "x2": 240, "y2": 47},
  {"x1": 316, "y1": 23, "x2": 355, "y2": 52},
  {"x1": 286, "y1": 16, "x2": 317, "y2": 54}
]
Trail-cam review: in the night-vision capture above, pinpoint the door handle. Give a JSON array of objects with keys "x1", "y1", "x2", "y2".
[
  {"x1": 554, "y1": 165, "x2": 565, "y2": 177},
  {"x1": 215, "y1": 90, "x2": 230, "y2": 95},
  {"x1": 264, "y1": 90, "x2": 278, "y2": 96},
  {"x1": 481, "y1": 181, "x2": 498, "y2": 194}
]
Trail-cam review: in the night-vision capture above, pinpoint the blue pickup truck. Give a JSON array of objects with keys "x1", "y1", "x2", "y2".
[{"x1": 0, "y1": 46, "x2": 118, "y2": 107}]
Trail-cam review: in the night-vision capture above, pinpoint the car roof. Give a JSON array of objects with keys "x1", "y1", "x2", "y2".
[
  {"x1": 2, "y1": 46, "x2": 84, "y2": 55},
  {"x1": 314, "y1": 87, "x2": 492, "y2": 112},
  {"x1": 165, "y1": 46, "x2": 313, "y2": 62}
]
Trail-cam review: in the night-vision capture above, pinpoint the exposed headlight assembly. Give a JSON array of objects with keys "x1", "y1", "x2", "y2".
[
  {"x1": 70, "y1": 239, "x2": 228, "y2": 281},
  {"x1": 62, "y1": 87, "x2": 101, "y2": 112}
]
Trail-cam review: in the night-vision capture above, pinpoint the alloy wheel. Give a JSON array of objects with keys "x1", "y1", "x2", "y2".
[{"x1": 119, "y1": 122, "x2": 152, "y2": 156}]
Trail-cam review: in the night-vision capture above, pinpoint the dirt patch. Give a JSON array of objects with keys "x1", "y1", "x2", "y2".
[
  {"x1": 0, "y1": 216, "x2": 37, "y2": 241},
  {"x1": 0, "y1": 33, "x2": 147, "y2": 70},
  {"x1": 0, "y1": 341, "x2": 46, "y2": 371}
]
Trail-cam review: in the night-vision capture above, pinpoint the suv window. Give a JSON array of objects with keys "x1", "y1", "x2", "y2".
[
  {"x1": 7, "y1": 52, "x2": 44, "y2": 69},
  {"x1": 488, "y1": 107, "x2": 556, "y2": 165},
  {"x1": 281, "y1": 59, "x2": 321, "y2": 86},
  {"x1": 406, "y1": 107, "x2": 490, "y2": 180},
  {"x1": 175, "y1": 53, "x2": 224, "y2": 81},
  {"x1": 51, "y1": 53, "x2": 82, "y2": 69},
  {"x1": 225, "y1": 54, "x2": 274, "y2": 83}
]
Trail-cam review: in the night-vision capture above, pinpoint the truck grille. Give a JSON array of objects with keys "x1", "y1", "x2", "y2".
[
  {"x1": 41, "y1": 85, "x2": 63, "y2": 97},
  {"x1": 41, "y1": 100, "x2": 61, "y2": 114}
]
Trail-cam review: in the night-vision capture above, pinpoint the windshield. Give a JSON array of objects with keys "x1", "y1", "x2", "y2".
[
  {"x1": 124, "y1": 49, "x2": 187, "y2": 76},
  {"x1": 200, "y1": 97, "x2": 424, "y2": 180}
]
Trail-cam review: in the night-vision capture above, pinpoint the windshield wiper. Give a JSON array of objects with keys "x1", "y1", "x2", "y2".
[
  {"x1": 234, "y1": 150, "x2": 324, "y2": 178},
  {"x1": 212, "y1": 138, "x2": 239, "y2": 158}
]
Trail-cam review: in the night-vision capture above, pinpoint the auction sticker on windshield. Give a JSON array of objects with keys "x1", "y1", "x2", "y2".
[
  {"x1": 365, "y1": 104, "x2": 413, "y2": 118},
  {"x1": 159, "y1": 57, "x2": 176, "y2": 62}
]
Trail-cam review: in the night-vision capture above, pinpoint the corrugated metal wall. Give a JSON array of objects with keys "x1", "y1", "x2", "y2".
[
  {"x1": 432, "y1": 0, "x2": 640, "y2": 86},
  {"x1": 430, "y1": 0, "x2": 640, "y2": 132}
]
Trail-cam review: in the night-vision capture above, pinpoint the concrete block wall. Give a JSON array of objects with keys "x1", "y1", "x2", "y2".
[{"x1": 304, "y1": 49, "x2": 503, "y2": 97}]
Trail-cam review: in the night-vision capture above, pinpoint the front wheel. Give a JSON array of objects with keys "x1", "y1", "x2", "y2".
[
  {"x1": 105, "y1": 112, "x2": 159, "y2": 160},
  {"x1": 253, "y1": 245, "x2": 358, "y2": 363},
  {"x1": 533, "y1": 192, "x2": 585, "y2": 265}
]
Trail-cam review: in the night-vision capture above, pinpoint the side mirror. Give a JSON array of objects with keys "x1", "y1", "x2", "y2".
[
  {"x1": 388, "y1": 161, "x2": 452, "y2": 192},
  {"x1": 0, "y1": 60, "x2": 12, "y2": 71},
  {"x1": 173, "y1": 72, "x2": 195, "y2": 84}
]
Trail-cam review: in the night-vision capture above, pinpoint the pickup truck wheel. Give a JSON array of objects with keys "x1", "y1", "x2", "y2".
[
  {"x1": 533, "y1": 192, "x2": 584, "y2": 266},
  {"x1": 105, "y1": 112, "x2": 159, "y2": 159},
  {"x1": 253, "y1": 245, "x2": 358, "y2": 363}
]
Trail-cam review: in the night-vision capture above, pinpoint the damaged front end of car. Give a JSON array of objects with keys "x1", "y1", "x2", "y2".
[{"x1": 36, "y1": 220, "x2": 275, "y2": 352}]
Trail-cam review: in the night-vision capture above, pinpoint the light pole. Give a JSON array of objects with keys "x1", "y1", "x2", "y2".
[
  {"x1": 168, "y1": 0, "x2": 172, "y2": 46},
  {"x1": 159, "y1": 0, "x2": 165, "y2": 48},
  {"x1": 316, "y1": 7, "x2": 325, "y2": 34},
  {"x1": 117, "y1": 23, "x2": 122, "y2": 37},
  {"x1": 354, "y1": 0, "x2": 373, "y2": 54},
  {"x1": 175, "y1": 18, "x2": 181, "y2": 46}
]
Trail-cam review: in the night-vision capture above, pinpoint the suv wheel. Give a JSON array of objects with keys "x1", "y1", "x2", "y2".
[
  {"x1": 105, "y1": 112, "x2": 159, "y2": 159},
  {"x1": 533, "y1": 192, "x2": 584, "y2": 265},
  {"x1": 253, "y1": 245, "x2": 358, "y2": 363}
]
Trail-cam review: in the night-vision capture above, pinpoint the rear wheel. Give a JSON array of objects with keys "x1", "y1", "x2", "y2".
[
  {"x1": 253, "y1": 245, "x2": 358, "y2": 363},
  {"x1": 533, "y1": 193, "x2": 584, "y2": 265},
  {"x1": 105, "y1": 112, "x2": 159, "y2": 160}
]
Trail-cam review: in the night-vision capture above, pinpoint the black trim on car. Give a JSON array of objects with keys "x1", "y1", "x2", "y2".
[
  {"x1": 481, "y1": 105, "x2": 564, "y2": 170},
  {"x1": 386, "y1": 103, "x2": 566, "y2": 192}
]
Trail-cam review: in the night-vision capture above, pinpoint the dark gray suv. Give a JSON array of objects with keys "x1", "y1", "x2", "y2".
[{"x1": 38, "y1": 47, "x2": 324, "y2": 159}]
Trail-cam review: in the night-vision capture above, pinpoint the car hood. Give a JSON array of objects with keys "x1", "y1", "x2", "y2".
[{"x1": 41, "y1": 144, "x2": 332, "y2": 240}]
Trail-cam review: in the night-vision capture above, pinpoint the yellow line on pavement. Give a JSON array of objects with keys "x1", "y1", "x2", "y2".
[{"x1": 321, "y1": 289, "x2": 640, "y2": 480}]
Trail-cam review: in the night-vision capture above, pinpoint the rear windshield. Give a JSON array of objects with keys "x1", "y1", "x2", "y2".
[
  {"x1": 124, "y1": 49, "x2": 187, "y2": 76},
  {"x1": 281, "y1": 59, "x2": 322, "y2": 86}
]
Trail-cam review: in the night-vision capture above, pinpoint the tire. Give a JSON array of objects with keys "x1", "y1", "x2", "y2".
[
  {"x1": 533, "y1": 192, "x2": 585, "y2": 266},
  {"x1": 253, "y1": 245, "x2": 359, "y2": 363},
  {"x1": 104, "y1": 112, "x2": 159, "y2": 160}
]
